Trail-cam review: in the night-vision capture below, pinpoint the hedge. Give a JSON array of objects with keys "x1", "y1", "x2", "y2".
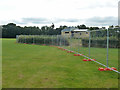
[
  {"x1": 82, "y1": 39, "x2": 119, "y2": 48},
  {"x1": 17, "y1": 35, "x2": 69, "y2": 46}
]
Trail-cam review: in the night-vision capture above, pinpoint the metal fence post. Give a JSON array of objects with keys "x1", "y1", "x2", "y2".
[
  {"x1": 44, "y1": 35, "x2": 45, "y2": 45},
  {"x1": 57, "y1": 35, "x2": 59, "y2": 46},
  {"x1": 89, "y1": 31, "x2": 91, "y2": 59},
  {"x1": 33, "y1": 36, "x2": 34, "y2": 44},
  {"x1": 106, "y1": 29, "x2": 109, "y2": 68},
  {"x1": 25, "y1": 35, "x2": 26, "y2": 43},
  {"x1": 52, "y1": 35, "x2": 54, "y2": 45},
  {"x1": 16, "y1": 35, "x2": 18, "y2": 43},
  {"x1": 78, "y1": 34, "x2": 80, "y2": 53},
  {"x1": 70, "y1": 34, "x2": 72, "y2": 51},
  {"x1": 20, "y1": 35, "x2": 21, "y2": 43},
  {"x1": 64, "y1": 35, "x2": 65, "y2": 47},
  {"x1": 60, "y1": 35, "x2": 61, "y2": 47}
]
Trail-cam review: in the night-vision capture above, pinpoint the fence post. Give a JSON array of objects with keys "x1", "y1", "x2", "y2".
[
  {"x1": 57, "y1": 35, "x2": 59, "y2": 46},
  {"x1": 52, "y1": 35, "x2": 54, "y2": 45},
  {"x1": 106, "y1": 29, "x2": 109, "y2": 68},
  {"x1": 89, "y1": 31, "x2": 91, "y2": 59},
  {"x1": 17, "y1": 35, "x2": 19, "y2": 43},
  {"x1": 60, "y1": 35, "x2": 61, "y2": 47},
  {"x1": 33, "y1": 35, "x2": 34, "y2": 44},
  {"x1": 70, "y1": 34, "x2": 72, "y2": 51},
  {"x1": 25, "y1": 35, "x2": 26, "y2": 43},
  {"x1": 16, "y1": 35, "x2": 18, "y2": 43},
  {"x1": 44, "y1": 35, "x2": 45, "y2": 45},
  {"x1": 64, "y1": 35, "x2": 65, "y2": 47},
  {"x1": 20, "y1": 35, "x2": 21, "y2": 43},
  {"x1": 78, "y1": 34, "x2": 80, "y2": 53}
]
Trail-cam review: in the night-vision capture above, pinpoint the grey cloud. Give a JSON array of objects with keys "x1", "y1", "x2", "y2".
[
  {"x1": 12, "y1": 17, "x2": 51, "y2": 25},
  {"x1": 12, "y1": 17, "x2": 81, "y2": 25},
  {"x1": 11, "y1": 16, "x2": 117, "y2": 27},
  {"x1": 12, "y1": 20, "x2": 27, "y2": 25},
  {"x1": 64, "y1": 19, "x2": 79, "y2": 22},
  {"x1": 85, "y1": 16, "x2": 117, "y2": 26},
  {"x1": 55, "y1": 18, "x2": 80, "y2": 23},
  {"x1": 22, "y1": 17, "x2": 51, "y2": 24},
  {"x1": 22, "y1": 18, "x2": 50, "y2": 24}
]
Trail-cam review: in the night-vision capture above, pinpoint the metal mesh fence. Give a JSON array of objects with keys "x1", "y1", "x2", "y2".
[
  {"x1": 108, "y1": 29, "x2": 119, "y2": 69},
  {"x1": 16, "y1": 28, "x2": 119, "y2": 73},
  {"x1": 90, "y1": 30, "x2": 108, "y2": 67}
]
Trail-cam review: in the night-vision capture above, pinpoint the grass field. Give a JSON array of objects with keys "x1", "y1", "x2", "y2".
[
  {"x1": 63, "y1": 38, "x2": 118, "y2": 69},
  {"x1": 64, "y1": 46, "x2": 118, "y2": 68},
  {"x1": 2, "y1": 39, "x2": 118, "y2": 88}
]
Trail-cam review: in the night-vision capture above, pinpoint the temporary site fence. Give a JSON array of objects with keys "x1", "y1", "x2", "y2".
[{"x1": 16, "y1": 28, "x2": 120, "y2": 74}]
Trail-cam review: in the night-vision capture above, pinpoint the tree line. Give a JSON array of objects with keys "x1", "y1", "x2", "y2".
[{"x1": 1, "y1": 23, "x2": 100, "y2": 38}]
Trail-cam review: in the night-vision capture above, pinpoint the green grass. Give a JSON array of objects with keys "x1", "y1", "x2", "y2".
[
  {"x1": 64, "y1": 38, "x2": 118, "y2": 69},
  {"x1": 2, "y1": 39, "x2": 118, "y2": 88}
]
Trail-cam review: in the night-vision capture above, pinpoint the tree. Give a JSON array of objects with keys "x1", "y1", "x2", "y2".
[
  {"x1": 109, "y1": 25, "x2": 114, "y2": 29},
  {"x1": 7, "y1": 23, "x2": 16, "y2": 26},
  {"x1": 50, "y1": 23, "x2": 55, "y2": 29},
  {"x1": 2, "y1": 23, "x2": 19, "y2": 38},
  {"x1": 89, "y1": 27, "x2": 99, "y2": 30},
  {"x1": 77, "y1": 24, "x2": 88, "y2": 29}
]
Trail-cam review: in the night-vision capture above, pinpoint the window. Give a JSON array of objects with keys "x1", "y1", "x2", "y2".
[
  {"x1": 65, "y1": 32, "x2": 69, "y2": 34},
  {"x1": 71, "y1": 31, "x2": 74, "y2": 33}
]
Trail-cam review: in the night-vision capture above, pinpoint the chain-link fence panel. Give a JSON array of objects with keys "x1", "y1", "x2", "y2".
[
  {"x1": 108, "y1": 28, "x2": 119, "y2": 70},
  {"x1": 80, "y1": 32, "x2": 89, "y2": 57},
  {"x1": 90, "y1": 30, "x2": 108, "y2": 66}
]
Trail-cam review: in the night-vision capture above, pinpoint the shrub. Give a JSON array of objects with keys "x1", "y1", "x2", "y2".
[
  {"x1": 82, "y1": 38, "x2": 119, "y2": 48},
  {"x1": 17, "y1": 35, "x2": 69, "y2": 46}
]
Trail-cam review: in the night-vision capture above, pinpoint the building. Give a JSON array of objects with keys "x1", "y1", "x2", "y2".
[
  {"x1": 61, "y1": 27, "x2": 89, "y2": 38},
  {"x1": 0, "y1": 25, "x2": 2, "y2": 38}
]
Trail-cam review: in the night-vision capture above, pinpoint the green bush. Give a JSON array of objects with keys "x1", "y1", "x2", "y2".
[
  {"x1": 82, "y1": 38, "x2": 118, "y2": 48},
  {"x1": 82, "y1": 29, "x2": 119, "y2": 48},
  {"x1": 17, "y1": 35, "x2": 69, "y2": 46}
]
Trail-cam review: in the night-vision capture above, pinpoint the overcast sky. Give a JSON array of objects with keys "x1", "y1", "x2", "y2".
[{"x1": 0, "y1": 0, "x2": 119, "y2": 28}]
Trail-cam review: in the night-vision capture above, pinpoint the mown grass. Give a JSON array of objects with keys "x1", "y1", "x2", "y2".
[
  {"x1": 2, "y1": 39, "x2": 118, "y2": 88},
  {"x1": 64, "y1": 38, "x2": 118, "y2": 69}
]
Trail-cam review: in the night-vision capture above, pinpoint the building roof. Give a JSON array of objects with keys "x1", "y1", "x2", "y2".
[
  {"x1": 61, "y1": 27, "x2": 88, "y2": 32},
  {"x1": 73, "y1": 29, "x2": 88, "y2": 32},
  {"x1": 61, "y1": 27, "x2": 76, "y2": 32}
]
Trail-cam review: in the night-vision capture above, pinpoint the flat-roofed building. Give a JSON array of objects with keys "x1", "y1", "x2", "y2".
[{"x1": 61, "y1": 27, "x2": 89, "y2": 38}]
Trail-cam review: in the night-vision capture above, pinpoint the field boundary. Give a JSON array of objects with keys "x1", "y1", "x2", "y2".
[{"x1": 59, "y1": 47, "x2": 120, "y2": 74}]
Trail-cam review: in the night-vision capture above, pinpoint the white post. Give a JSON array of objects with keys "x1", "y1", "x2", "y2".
[
  {"x1": 89, "y1": 31, "x2": 91, "y2": 59},
  {"x1": 106, "y1": 29, "x2": 109, "y2": 68}
]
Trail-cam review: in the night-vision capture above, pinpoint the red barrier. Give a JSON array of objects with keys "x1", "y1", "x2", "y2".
[
  {"x1": 98, "y1": 67, "x2": 105, "y2": 71},
  {"x1": 104, "y1": 68, "x2": 111, "y2": 71},
  {"x1": 92, "y1": 59, "x2": 96, "y2": 61},
  {"x1": 74, "y1": 54, "x2": 82, "y2": 56},
  {"x1": 83, "y1": 59, "x2": 88, "y2": 61},
  {"x1": 88, "y1": 59, "x2": 92, "y2": 61},
  {"x1": 111, "y1": 67, "x2": 117, "y2": 70}
]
